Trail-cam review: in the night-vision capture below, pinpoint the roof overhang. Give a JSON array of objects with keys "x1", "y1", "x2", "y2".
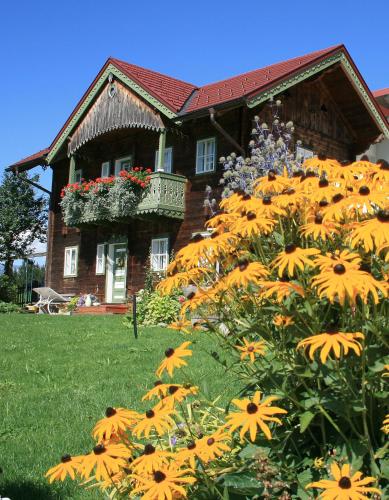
[
  {"x1": 6, "y1": 148, "x2": 49, "y2": 172},
  {"x1": 46, "y1": 61, "x2": 178, "y2": 164},
  {"x1": 246, "y1": 49, "x2": 389, "y2": 139}
]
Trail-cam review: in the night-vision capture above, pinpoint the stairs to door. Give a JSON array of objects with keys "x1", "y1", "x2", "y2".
[{"x1": 76, "y1": 303, "x2": 129, "y2": 315}]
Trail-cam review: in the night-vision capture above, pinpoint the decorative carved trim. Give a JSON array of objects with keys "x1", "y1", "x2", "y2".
[
  {"x1": 247, "y1": 52, "x2": 389, "y2": 138},
  {"x1": 47, "y1": 64, "x2": 177, "y2": 164}
]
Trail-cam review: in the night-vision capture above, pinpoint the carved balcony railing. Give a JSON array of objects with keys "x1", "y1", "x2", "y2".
[{"x1": 136, "y1": 172, "x2": 186, "y2": 219}]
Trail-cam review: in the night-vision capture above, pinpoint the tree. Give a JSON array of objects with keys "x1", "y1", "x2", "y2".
[{"x1": 0, "y1": 172, "x2": 48, "y2": 277}]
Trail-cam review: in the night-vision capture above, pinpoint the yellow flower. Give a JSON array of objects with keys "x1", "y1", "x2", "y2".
[
  {"x1": 258, "y1": 278, "x2": 305, "y2": 303},
  {"x1": 155, "y1": 384, "x2": 199, "y2": 410},
  {"x1": 314, "y1": 249, "x2": 361, "y2": 272},
  {"x1": 142, "y1": 381, "x2": 171, "y2": 401},
  {"x1": 350, "y1": 210, "x2": 389, "y2": 252},
  {"x1": 273, "y1": 315, "x2": 294, "y2": 327},
  {"x1": 133, "y1": 405, "x2": 175, "y2": 438},
  {"x1": 225, "y1": 391, "x2": 287, "y2": 441},
  {"x1": 168, "y1": 318, "x2": 193, "y2": 335},
  {"x1": 92, "y1": 407, "x2": 139, "y2": 441},
  {"x1": 80, "y1": 443, "x2": 130, "y2": 482},
  {"x1": 236, "y1": 337, "x2": 266, "y2": 363},
  {"x1": 224, "y1": 260, "x2": 269, "y2": 288},
  {"x1": 176, "y1": 440, "x2": 205, "y2": 469},
  {"x1": 231, "y1": 211, "x2": 276, "y2": 238},
  {"x1": 313, "y1": 457, "x2": 325, "y2": 469},
  {"x1": 383, "y1": 365, "x2": 389, "y2": 377},
  {"x1": 381, "y1": 414, "x2": 389, "y2": 434},
  {"x1": 300, "y1": 214, "x2": 340, "y2": 241},
  {"x1": 131, "y1": 444, "x2": 173, "y2": 474},
  {"x1": 303, "y1": 155, "x2": 340, "y2": 174},
  {"x1": 297, "y1": 330, "x2": 364, "y2": 363},
  {"x1": 131, "y1": 465, "x2": 196, "y2": 500},
  {"x1": 306, "y1": 462, "x2": 381, "y2": 498},
  {"x1": 157, "y1": 268, "x2": 207, "y2": 294},
  {"x1": 197, "y1": 431, "x2": 231, "y2": 462},
  {"x1": 45, "y1": 454, "x2": 83, "y2": 483},
  {"x1": 155, "y1": 341, "x2": 192, "y2": 378},
  {"x1": 254, "y1": 170, "x2": 290, "y2": 194},
  {"x1": 271, "y1": 245, "x2": 320, "y2": 277}
]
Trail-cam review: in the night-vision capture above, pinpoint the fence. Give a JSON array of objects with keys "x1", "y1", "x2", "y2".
[{"x1": 16, "y1": 281, "x2": 43, "y2": 306}]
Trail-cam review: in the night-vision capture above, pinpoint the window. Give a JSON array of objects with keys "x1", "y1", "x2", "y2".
[
  {"x1": 64, "y1": 246, "x2": 78, "y2": 277},
  {"x1": 296, "y1": 146, "x2": 314, "y2": 162},
  {"x1": 101, "y1": 162, "x2": 110, "y2": 178},
  {"x1": 151, "y1": 237, "x2": 169, "y2": 272},
  {"x1": 96, "y1": 243, "x2": 106, "y2": 275},
  {"x1": 114, "y1": 155, "x2": 133, "y2": 176},
  {"x1": 74, "y1": 169, "x2": 83, "y2": 183},
  {"x1": 196, "y1": 138, "x2": 216, "y2": 174},
  {"x1": 154, "y1": 147, "x2": 173, "y2": 173}
]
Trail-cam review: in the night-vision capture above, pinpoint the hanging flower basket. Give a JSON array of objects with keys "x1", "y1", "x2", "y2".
[{"x1": 60, "y1": 168, "x2": 152, "y2": 226}]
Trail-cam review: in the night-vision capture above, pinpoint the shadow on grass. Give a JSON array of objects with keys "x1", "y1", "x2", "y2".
[{"x1": 0, "y1": 480, "x2": 59, "y2": 500}]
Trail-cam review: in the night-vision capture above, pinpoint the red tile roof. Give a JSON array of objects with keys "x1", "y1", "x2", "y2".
[
  {"x1": 373, "y1": 88, "x2": 389, "y2": 98},
  {"x1": 111, "y1": 58, "x2": 197, "y2": 113},
  {"x1": 184, "y1": 45, "x2": 343, "y2": 113},
  {"x1": 7, "y1": 148, "x2": 49, "y2": 171}
]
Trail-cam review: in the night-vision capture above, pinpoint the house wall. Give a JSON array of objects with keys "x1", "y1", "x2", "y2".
[{"x1": 46, "y1": 78, "x2": 360, "y2": 300}]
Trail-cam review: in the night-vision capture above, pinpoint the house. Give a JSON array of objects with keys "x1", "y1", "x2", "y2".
[
  {"x1": 359, "y1": 88, "x2": 389, "y2": 162},
  {"x1": 6, "y1": 44, "x2": 389, "y2": 304}
]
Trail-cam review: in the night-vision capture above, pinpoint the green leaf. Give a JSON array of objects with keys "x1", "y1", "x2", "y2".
[
  {"x1": 221, "y1": 472, "x2": 263, "y2": 496},
  {"x1": 300, "y1": 411, "x2": 315, "y2": 433}
]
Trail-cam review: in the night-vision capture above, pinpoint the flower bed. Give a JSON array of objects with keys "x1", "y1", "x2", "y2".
[{"x1": 60, "y1": 168, "x2": 152, "y2": 226}]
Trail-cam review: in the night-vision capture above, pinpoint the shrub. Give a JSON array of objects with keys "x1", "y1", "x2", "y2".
[
  {"x1": 134, "y1": 289, "x2": 182, "y2": 326},
  {"x1": 0, "y1": 301, "x2": 20, "y2": 313},
  {"x1": 0, "y1": 274, "x2": 17, "y2": 302}
]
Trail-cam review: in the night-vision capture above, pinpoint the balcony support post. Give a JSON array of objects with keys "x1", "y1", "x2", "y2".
[
  {"x1": 157, "y1": 129, "x2": 166, "y2": 172},
  {"x1": 68, "y1": 155, "x2": 76, "y2": 184}
]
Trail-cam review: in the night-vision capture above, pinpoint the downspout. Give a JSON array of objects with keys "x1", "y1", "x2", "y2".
[{"x1": 209, "y1": 107, "x2": 245, "y2": 156}]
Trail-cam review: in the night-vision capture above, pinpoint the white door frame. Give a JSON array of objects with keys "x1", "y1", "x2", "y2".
[{"x1": 105, "y1": 242, "x2": 127, "y2": 303}]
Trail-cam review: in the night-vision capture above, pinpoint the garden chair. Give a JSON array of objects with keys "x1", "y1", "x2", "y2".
[{"x1": 33, "y1": 287, "x2": 70, "y2": 315}]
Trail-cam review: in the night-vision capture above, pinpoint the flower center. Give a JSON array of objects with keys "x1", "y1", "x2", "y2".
[
  {"x1": 319, "y1": 200, "x2": 329, "y2": 207},
  {"x1": 285, "y1": 188, "x2": 296, "y2": 195},
  {"x1": 333, "y1": 264, "x2": 346, "y2": 275},
  {"x1": 146, "y1": 410, "x2": 155, "y2": 419},
  {"x1": 247, "y1": 346, "x2": 255, "y2": 352},
  {"x1": 246, "y1": 211, "x2": 256, "y2": 221},
  {"x1": 143, "y1": 444, "x2": 155, "y2": 455},
  {"x1": 246, "y1": 403, "x2": 258, "y2": 414},
  {"x1": 154, "y1": 380, "x2": 163, "y2": 387},
  {"x1": 238, "y1": 260, "x2": 249, "y2": 271},
  {"x1": 242, "y1": 194, "x2": 252, "y2": 201},
  {"x1": 319, "y1": 178, "x2": 329, "y2": 188},
  {"x1": 379, "y1": 160, "x2": 389, "y2": 170},
  {"x1": 187, "y1": 441, "x2": 196, "y2": 450},
  {"x1": 268, "y1": 171, "x2": 276, "y2": 181},
  {"x1": 93, "y1": 444, "x2": 106, "y2": 455},
  {"x1": 168, "y1": 385, "x2": 179, "y2": 395},
  {"x1": 105, "y1": 407, "x2": 116, "y2": 418},
  {"x1": 153, "y1": 471, "x2": 166, "y2": 483},
  {"x1": 332, "y1": 193, "x2": 344, "y2": 204},
  {"x1": 207, "y1": 438, "x2": 215, "y2": 446},
  {"x1": 292, "y1": 170, "x2": 304, "y2": 178},
  {"x1": 285, "y1": 244, "x2": 296, "y2": 254},
  {"x1": 318, "y1": 154, "x2": 327, "y2": 161},
  {"x1": 338, "y1": 476, "x2": 352, "y2": 489},
  {"x1": 314, "y1": 214, "x2": 323, "y2": 224},
  {"x1": 165, "y1": 348, "x2": 175, "y2": 357},
  {"x1": 377, "y1": 210, "x2": 389, "y2": 223},
  {"x1": 262, "y1": 196, "x2": 272, "y2": 205},
  {"x1": 186, "y1": 292, "x2": 196, "y2": 300},
  {"x1": 359, "y1": 186, "x2": 370, "y2": 196},
  {"x1": 61, "y1": 454, "x2": 71, "y2": 463}
]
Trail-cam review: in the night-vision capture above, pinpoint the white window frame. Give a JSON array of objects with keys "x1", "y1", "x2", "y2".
[
  {"x1": 196, "y1": 137, "x2": 216, "y2": 174},
  {"x1": 154, "y1": 147, "x2": 173, "y2": 173},
  {"x1": 64, "y1": 246, "x2": 78, "y2": 277},
  {"x1": 96, "y1": 243, "x2": 106, "y2": 275},
  {"x1": 74, "y1": 169, "x2": 83, "y2": 183},
  {"x1": 101, "y1": 161, "x2": 110, "y2": 178},
  {"x1": 151, "y1": 237, "x2": 169, "y2": 272},
  {"x1": 114, "y1": 155, "x2": 133, "y2": 176}
]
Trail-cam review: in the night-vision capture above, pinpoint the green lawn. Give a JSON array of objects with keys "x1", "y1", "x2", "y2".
[{"x1": 0, "y1": 314, "x2": 235, "y2": 500}]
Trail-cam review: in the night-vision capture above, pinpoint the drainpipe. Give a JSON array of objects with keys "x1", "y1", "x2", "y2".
[{"x1": 209, "y1": 108, "x2": 245, "y2": 156}]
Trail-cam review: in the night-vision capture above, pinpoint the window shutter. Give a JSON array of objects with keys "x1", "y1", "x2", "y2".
[{"x1": 96, "y1": 244, "x2": 106, "y2": 274}]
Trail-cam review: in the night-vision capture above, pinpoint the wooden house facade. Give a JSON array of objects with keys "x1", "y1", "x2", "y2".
[{"x1": 7, "y1": 45, "x2": 389, "y2": 304}]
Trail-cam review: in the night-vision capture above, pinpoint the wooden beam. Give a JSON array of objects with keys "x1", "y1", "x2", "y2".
[
  {"x1": 68, "y1": 155, "x2": 76, "y2": 183},
  {"x1": 157, "y1": 129, "x2": 166, "y2": 171},
  {"x1": 13, "y1": 169, "x2": 51, "y2": 195}
]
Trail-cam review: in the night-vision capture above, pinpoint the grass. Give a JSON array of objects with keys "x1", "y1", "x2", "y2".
[{"x1": 0, "y1": 314, "x2": 235, "y2": 500}]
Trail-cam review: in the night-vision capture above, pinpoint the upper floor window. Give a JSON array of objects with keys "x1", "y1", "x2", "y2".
[
  {"x1": 154, "y1": 147, "x2": 173, "y2": 173},
  {"x1": 114, "y1": 155, "x2": 133, "y2": 176},
  {"x1": 64, "y1": 246, "x2": 78, "y2": 277},
  {"x1": 101, "y1": 161, "x2": 110, "y2": 178},
  {"x1": 74, "y1": 169, "x2": 83, "y2": 183},
  {"x1": 151, "y1": 237, "x2": 169, "y2": 272},
  {"x1": 196, "y1": 138, "x2": 216, "y2": 174}
]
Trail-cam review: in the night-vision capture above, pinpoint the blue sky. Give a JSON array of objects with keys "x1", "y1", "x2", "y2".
[{"x1": 0, "y1": 0, "x2": 388, "y2": 191}]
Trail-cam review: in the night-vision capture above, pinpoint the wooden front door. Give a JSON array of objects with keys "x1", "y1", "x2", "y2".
[{"x1": 106, "y1": 243, "x2": 127, "y2": 303}]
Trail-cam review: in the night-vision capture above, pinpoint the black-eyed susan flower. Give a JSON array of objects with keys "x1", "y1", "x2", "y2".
[
  {"x1": 81, "y1": 443, "x2": 130, "y2": 482},
  {"x1": 231, "y1": 211, "x2": 276, "y2": 237},
  {"x1": 236, "y1": 337, "x2": 266, "y2": 363},
  {"x1": 168, "y1": 318, "x2": 193, "y2": 335},
  {"x1": 45, "y1": 454, "x2": 83, "y2": 483},
  {"x1": 381, "y1": 414, "x2": 389, "y2": 434},
  {"x1": 297, "y1": 330, "x2": 364, "y2": 363},
  {"x1": 155, "y1": 384, "x2": 199, "y2": 409},
  {"x1": 155, "y1": 341, "x2": 192, "y2": 378},
  {"x1": 256, "y1": 195, "x2": 287, "y2": 218},
  {"x1": 306, "y1": 462, "x2": 381, "y2": 498},
  {"x1": 350, "y1": 210, "x2": 389, "y2": 252},
  {"x1": 205, "y1": 211, "x2": 240, "y2": 232},
  {"x1": 92, "y1": 407, "x2": 139, "y2": 441},
  {"x1": 300, "y1": 214, "x2": 340, "y2": 241},
  {"x1": 197, "y1": 432, "x2": 231, "y2": 462},
  {"x1": 258, "y1": 278, "x2": 305, "y2": 303},
  {"x1": 133, "y1": 406, "x2": 176, "y2": 438},
  {"x1": 271, "y1": 245, "x2": 320, "y2": 277},
  {"x1": 131, "y1": 465, "x2": 196, "y2": 499},
  {"x1": 273, "y1": 315, "x2": 294, "y2": 327},
  {"x1": 176, "y1": 440, "x2": 204, "y2": 469},
  {"x1": 142, "y1": 381, "x2": 171, "y2": 401},
  {"x1": 157, "y1": 268, "x2": 207, "y2": 295},
  {"x1": 314, "y1": 249, "x2": 361, "y2": 272},
  {"x1": 225, "y1": 391, "x2": 287, "y2": 441},
  {"x1": 224, "y1": 260, "x2": 269, "y2": 288},
  {"x1": 254, "y1": 170, "x2": 289, "y2": 195},
  {"x1": 303, "y1": 155, "x2": 340, "y2": 175},
  {"x1": 131, "y1": 444, "x2": 173, "y2": 474}
]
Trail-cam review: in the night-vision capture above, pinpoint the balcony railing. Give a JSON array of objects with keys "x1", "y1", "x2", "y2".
[{"x1": 61, "y1": 171, "x2": 186, "y2": 227}]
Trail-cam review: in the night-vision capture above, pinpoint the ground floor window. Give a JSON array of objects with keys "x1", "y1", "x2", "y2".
[
  {"x1": 64, "y1": 246, "x2": 78, "y2": 277},
  {"x1": 96, "y1": 243, "x2": 106, "y2": 274},
  {"x1": 151, "y1": 237, "x2": 169, "y2": 271}
]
